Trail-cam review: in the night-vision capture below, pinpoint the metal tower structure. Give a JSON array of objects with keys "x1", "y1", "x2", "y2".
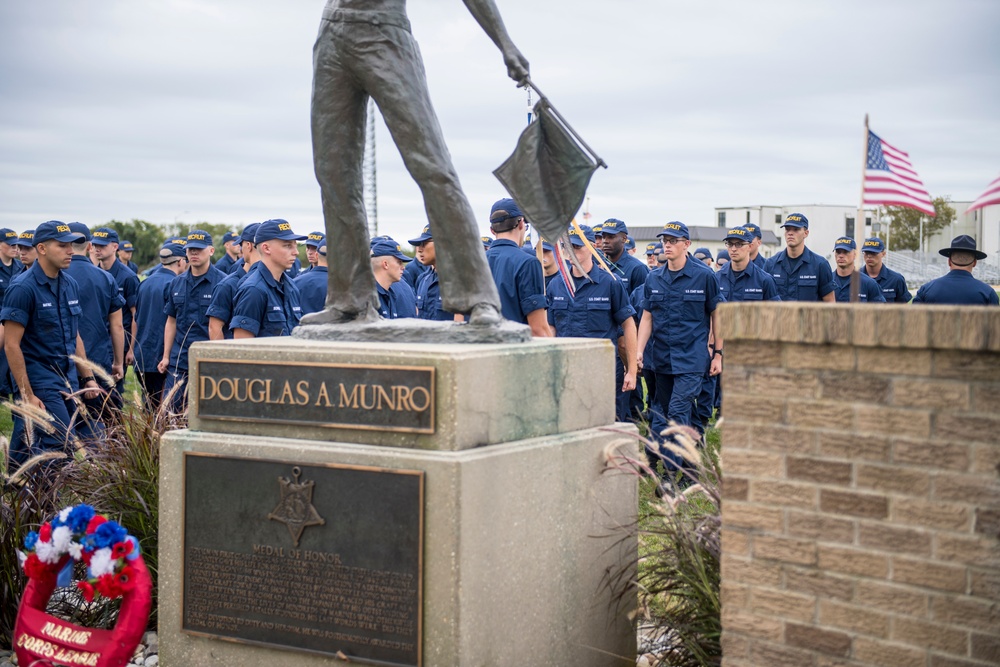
[{"x1": 363, "y1": 99, "x2": 378, "y2": 237}]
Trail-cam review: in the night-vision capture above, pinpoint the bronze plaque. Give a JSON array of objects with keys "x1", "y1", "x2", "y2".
[
  {"x1": 182, "y1": 453, "x2": 424, "y2": 667},
  {"x1": 195, "y1": 359, "x2": 435, "y2": 433}
]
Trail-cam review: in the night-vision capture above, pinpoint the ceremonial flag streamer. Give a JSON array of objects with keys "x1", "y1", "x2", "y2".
[
  {"x1": 862, "y1": 130, "x2": 936, "y2": 216},
  {"x1": 966, "y1": 174, "x2": 1000, "y2": 214}
]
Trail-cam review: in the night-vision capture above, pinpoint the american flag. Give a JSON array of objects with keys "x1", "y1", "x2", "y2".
[
  {"x1": 863, "y1": 130, "x2": 936, "y2": 216},
  {"x1": 966, "y1": 174, "x2": 1000, "y2": 213}
]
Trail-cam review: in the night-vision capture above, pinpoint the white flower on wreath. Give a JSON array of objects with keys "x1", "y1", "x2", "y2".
[
  {"x1": 52, "y1": 525, "x2": 73, "y2": 552},
  {"x1": 36, "y1": 539, "x2": 60, "y2": 565},
  {"x1": 89, "y1": 548, "x2": 115, "y2": 577}
]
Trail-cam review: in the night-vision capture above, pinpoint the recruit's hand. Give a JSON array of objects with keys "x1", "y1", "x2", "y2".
[
  {"x1": 503, "y1": 46, "x2": 529, "y2": 87},
  {"x1": 709, "y1": 355, "x2": 723, "y2": 377},
  {"x1": 125, "y1": 350, "x2": 134, "y2": 367},
  {"x1": 636, "y1": 351, "x2": 644, "y2": 371},
  {"x1": 157, "y1": 358, "x2": 169, "y2": 374},
  {"x1": 82, "y1": 382, "x2": 101, "y2": 401},
  {"x1": 622, "y1": 371, "x2": 636, "y2": 393},
  {"x1": 27, "y1": 395, "x2": 45, "y2": 412},
  {"x1": 112, "y1": 363, "x2": 124, "y2": 382}
]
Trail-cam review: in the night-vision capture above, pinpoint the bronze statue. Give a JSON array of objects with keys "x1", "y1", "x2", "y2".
[{"x1": 302, "y1": 0, "x2": 530, "y2": 328}]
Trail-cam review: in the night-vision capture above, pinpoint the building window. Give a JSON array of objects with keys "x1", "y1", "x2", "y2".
[
  {"x1": 775, "y1": 213, "x2": 781, "y2": 225},
  {"x1": 746, "y1": 211, "x2": 751, "y2": 223},
  {"x1": 865, "y1": 216, "x2": 872, "y2": 226},
  {"x1": 718, "y1": 211, "x2": 726, "y2": 227},
  {"x1": 846, "y1": 217, "x2": 855, "y2": 238}
]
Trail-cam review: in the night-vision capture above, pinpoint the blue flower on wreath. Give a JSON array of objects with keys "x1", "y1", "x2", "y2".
[
  {"x1": 93, "y1": 521, "x2": 128, "y2": 549},
  {"x1": 67, "y1": 505, "x2": 95, "y2": 533},
  {"x1": 24, "y1": 531, "x2": 39, "y2": 551}
]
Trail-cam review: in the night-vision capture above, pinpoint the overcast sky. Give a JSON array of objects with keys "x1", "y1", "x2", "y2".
[{"x1": 1, "y1": 0, "x2": 997, "y2": 246}]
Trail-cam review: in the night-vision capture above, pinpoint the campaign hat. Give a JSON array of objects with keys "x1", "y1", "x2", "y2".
[{"x1": 939, "y1": 234, "x2": 987, "y2": 260}]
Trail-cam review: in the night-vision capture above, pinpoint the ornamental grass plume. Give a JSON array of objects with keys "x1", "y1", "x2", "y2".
[{"x1": 603, "y1": 421, "x2": 722, "y2": 667}]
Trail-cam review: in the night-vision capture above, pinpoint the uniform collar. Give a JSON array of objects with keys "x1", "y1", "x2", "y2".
[
  {"x1": 491, "y1": 239, "x2": 518, "y2": 249},
  {"x1": 28, "y1": 259, "x2": 60, "y2": 288},
  {"x1": 258, "y1": 263, "x2": 286, "y2": 292},
  {"x1": 70, "y1": 254, "x2": 91, "y2": 264},
  {"x1": 721, "y1": 259, "x2": 757, "y2": 281}
]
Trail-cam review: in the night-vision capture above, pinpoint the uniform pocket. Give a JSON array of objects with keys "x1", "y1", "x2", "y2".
[
  {"x1": 585, "y1": 301, "x2": 612, "y2": 335},
  {"x1": 797, "y1": 278, "x2": 818, "y2": 301},
  {"x1": 263, "y1": 310, "x2": 287, "y2": 336}
]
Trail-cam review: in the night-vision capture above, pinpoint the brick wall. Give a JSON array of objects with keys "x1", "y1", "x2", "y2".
[{"x1": 717, "y1": 303, "x2": 1000, "y2": 667}]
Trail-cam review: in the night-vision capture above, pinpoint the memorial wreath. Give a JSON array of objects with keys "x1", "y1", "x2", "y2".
[{"x1": 14, "y1": 504, "x2": 152, "y2": 667}]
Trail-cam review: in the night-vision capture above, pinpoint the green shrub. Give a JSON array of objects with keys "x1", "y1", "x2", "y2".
[{"x1": 606, "y1": 423, "x2": 722, "y2": 667}]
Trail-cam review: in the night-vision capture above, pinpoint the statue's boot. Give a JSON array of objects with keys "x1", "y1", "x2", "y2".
[
  {"x1": 467, "y1": 303, "x2": 503, "y2": 326},
  {"x1": 299, "y1": 303, "x2": 382, "y2": 326}
]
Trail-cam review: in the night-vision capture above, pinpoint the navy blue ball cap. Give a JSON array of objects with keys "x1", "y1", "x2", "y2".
[
  {"x1": 90, "y1": 227, "x2": 120, "y2": 246},
  {"x1": 834, "y1": 237, "x2": 857, "y2": 251},
  {"x1": 68, "y1": 222, "x2": 91, "y2": 240},
  {"x1": 240, "y1": 223, "x2": 260, "y2": 244},
  {"x1": 625, "y1": 236, "x2": 636, "y2": 251},
  {"x1": 408, "y1": 225, "x2": 432, "y2": 245},
  {"x1": 593, "y1": 223, "x2": 604, "y2": 237},
  {"x1": 862, "y1": 237, "x2": 886, "y2": 254},
  {"x1": 185, "y1": 229, "x2": 214, "y2": 249},
  {"x1": 743, "y1": 222, "x2": 762, "y2": 240},
  {"x1": 254, "y1": 219, "x2": 306, "y2": 244},
  {"x1": 645, "y1": 242, "x2": 662, "y2": 256},
  {"x1": 658, "y1": 221, "x2": 690, "y2": 239},
  {"x1": 34, "y1": 221, "x2": 85, "y2": 246},
  {"x1": 481, "y1": 236, "x2": 493, "y2": 250},
  {"x1": 541, "y1": 240, "x2": 554, "y2": 252},
  {"x1": 602, "y1": 218, "x2": 628, "y2": 236},
  {"x1": 0, "y1": 228, "x2": 17, "y2": 245},
  {"x1": 725, "y1": 226, "x2": 753, "y2": 243},
  {"x1": 164, "y1": 235, "x2": 187, "y2": 247},
  {"x1": 567, "y1": 225, "x2": 596, "y2": 247},
  {"x1": 939, "y1": 234, "x2": 987, "y2": 260},
  {"x1": 694, "y1": 247, "x2": 713, "y2": 261},
  {"x1": 306, "y1": 231, "x2": 326, "y2": 248},
  {"x1": 221, "y1": 231, "x2": 238, "y2": 245},
  {"x1": 716, "y1": 249, "x2": 730, "y2": 261},
  {"x1": 159, "y1": 241, "x2": 187, "y2": 259},
  {"x1": 371, "y1": 238, "x2": 413, "y2": 262},
  {"x1": 489, "y1": 198, "x2": 524, "y2": 225},
  {"x1": 14, "y1": 230, "x2": 35, "y2": 247},
  {"x1": 782, "y1": 213, "x2": 809, "y2": 229},
  {"x1": 120, "y1": 240, "x2": 134, "y2": 251}
]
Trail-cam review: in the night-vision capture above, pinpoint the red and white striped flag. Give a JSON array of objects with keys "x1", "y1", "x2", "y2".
[
  {"x1": 966, "y1": 174, "x2": 1000, "y2": 213},
  {"x1": 863, "y1": 130, "x2": 936, "y2": 216}
]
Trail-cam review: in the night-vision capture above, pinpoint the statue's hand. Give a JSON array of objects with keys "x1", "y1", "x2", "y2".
[{"x1": 503, "y1": 46, "x2": 530, "y2": 87}]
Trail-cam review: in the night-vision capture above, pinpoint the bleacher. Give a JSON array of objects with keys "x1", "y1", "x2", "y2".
[{"x1": 885, "y1": 250, "x2": 1000, "y2": 288}]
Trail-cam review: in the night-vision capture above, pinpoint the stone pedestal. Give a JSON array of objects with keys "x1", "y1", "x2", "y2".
[{"x1": 159, "y1": 338, "x2": 637, "y2": 667}]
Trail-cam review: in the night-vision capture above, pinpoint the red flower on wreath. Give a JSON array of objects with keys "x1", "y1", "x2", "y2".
[
  {"x1": 77, "y1": 580, "x2": 96, "y2": 603},
  {"x1": 112, "y1": 541, "x2": 133, "y2": 559},
  {"x1": 95, "y1": 573, "x2": 124, "y2": 599},
  {"x1": 23, "y1": 554, "x2": 54, "y2": 581},
  {"x1": 86, "y1": 515, "x2": 107, "y2": 534},
  {"x1": 38, "y1": 523, "x2": 52, "y2": 543},
  {"x1": 113, "y1": 565, "x2": 136, "y2": 592}
]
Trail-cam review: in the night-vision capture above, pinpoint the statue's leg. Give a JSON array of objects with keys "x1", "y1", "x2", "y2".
[
  {"x1": 306, "y1": 20, "x2": 380, "y2": 323},
  {"x1": 357, "y1": 27, "x2": 501, "y2": 318}
]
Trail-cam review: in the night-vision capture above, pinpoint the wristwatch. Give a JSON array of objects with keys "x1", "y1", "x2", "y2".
[{"x1": 712, "y1": 349, "x2": 723, "y2": 357}]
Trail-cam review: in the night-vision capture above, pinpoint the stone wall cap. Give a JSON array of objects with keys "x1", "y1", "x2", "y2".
[{"x1": 718, "y1": 302, "x2": 1000, "y2": 352}]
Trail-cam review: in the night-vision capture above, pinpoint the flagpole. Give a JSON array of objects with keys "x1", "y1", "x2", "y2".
[{"x1": 852, "y1": 114, "x2": 870, "y2": 302}]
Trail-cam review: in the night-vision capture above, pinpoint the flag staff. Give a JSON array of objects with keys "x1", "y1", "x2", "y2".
[
  {"x1": 523, "y1": 78, "x2": 608, "y2": 169},
  {"x1": 852, "y1": 114, "x2": 870, "y2": 302}
]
